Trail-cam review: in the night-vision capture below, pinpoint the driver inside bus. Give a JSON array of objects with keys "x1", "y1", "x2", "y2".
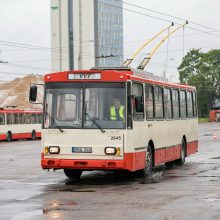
[{"x1": 109, "y1": 98, "x2": 125, "y2": 121}]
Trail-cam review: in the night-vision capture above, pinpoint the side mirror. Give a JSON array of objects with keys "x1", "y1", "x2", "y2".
[
  {"x1": 29, "y1": 85, "x2": 37, "y2": 102},
  {"x1": 135, "y1": 96, "x2": 144, "y2": 112}
]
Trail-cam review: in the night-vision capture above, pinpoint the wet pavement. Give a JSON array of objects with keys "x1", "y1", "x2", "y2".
[{"x1": 0, "y1": 123, "x2": 220, "y2": 220}]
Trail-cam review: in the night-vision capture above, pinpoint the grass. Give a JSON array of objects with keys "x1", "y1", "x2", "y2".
[{"x1": 198, "y1": 118, "x2": 209, "y2": 123}]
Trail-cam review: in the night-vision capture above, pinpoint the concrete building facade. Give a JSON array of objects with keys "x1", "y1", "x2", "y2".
[{"x1": 51, "y1": 0, "x2": 123, "y2": 72}]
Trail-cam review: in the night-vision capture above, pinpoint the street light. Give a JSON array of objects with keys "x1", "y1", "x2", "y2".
[
  {"x1": 170, "y1": 74, "x2": 175, "y2": 83},
  {"x1": 163, "y1": 58, "x2": 174, "y2": 80}
]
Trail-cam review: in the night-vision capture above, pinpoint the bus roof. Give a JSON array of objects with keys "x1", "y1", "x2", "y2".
[{"x1": 44, "y1": 68, "x2": 196, "y2": 91}]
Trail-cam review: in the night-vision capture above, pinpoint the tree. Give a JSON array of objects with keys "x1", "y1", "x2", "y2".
[{"x1": 178, "y1": 49, "x2": 220, "y2": 117}]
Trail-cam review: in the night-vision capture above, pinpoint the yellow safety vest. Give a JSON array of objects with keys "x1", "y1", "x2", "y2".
[{"x1": 110, "y1": 106, "x2": 125, "y2": 121}]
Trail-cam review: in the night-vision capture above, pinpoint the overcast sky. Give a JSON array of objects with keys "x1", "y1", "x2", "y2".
[{"x1": 0, "y1": 0, "x2": 220, "y2": 82}]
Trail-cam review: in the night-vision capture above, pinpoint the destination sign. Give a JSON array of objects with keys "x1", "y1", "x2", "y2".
[{"x1": 68, "y1": 73, "x2": 101, "y2": 80}]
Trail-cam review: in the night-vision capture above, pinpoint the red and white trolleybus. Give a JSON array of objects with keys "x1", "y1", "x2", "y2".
[
  {"x1": 0, "y1": 109, "x2": 42, "y2": 142},
  {"x1": 30, "y1": 68, "x2": 198, "y2": 178}
]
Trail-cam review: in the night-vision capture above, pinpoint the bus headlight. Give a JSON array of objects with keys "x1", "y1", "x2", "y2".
[
  {"x1": 105, "y1": 147, "x2": 116, "y2": 155},
  {"x1": 49, "y1": 146, "x2": 60, "y2": 154}
]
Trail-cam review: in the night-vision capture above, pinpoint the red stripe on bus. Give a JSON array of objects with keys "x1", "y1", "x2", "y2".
[
  {"x1": 155, "y1": 140, "x2": 198, "y2": 165},
  {"x1": 0, "y1": 134, "x2": 6, "y2": 141},
  {"x1": 36, "y1": 132, "x2": 41, "y2": 138},
  {"x1": 186, "y1": 140, "x2": 198, "y2": 156},
  {"x1": 155, "y1": 145, "x2": 181, "y2": 165},
  {"x1": 11, "y1": 132, "x2": 41, "y2": 140},
  {"x1": 0, "y1": 110, "x2": 42, "y2": 114},
  {"x1": 12, "y1": 133, "x2": 32, "y2": 139}
]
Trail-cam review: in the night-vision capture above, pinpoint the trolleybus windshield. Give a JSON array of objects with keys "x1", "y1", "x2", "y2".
[{"x1": 44, "y1": 82, "x2": 126, "y2": 129}]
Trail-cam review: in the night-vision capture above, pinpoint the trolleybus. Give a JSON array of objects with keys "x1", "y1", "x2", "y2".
[
  {"x1": 30, "y1": 68, "x2": 198, "y2": 178},
  {"x1": 0, "y1": 109, "x2": 42, "y2": 142}
]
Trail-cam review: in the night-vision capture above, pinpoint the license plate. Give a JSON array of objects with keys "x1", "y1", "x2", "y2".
[{"x1": 72, "y1": 147, "x2": 92, "y2": 153}]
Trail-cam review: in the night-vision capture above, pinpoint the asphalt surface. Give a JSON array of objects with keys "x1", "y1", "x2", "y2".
[{"x1": 0, "y1": 123, "x2": 220, "y2": 220}]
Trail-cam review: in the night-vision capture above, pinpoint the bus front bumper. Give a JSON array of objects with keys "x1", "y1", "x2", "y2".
[{"x1": 41, "y1": 151, "x2": 146, "y2": 172}]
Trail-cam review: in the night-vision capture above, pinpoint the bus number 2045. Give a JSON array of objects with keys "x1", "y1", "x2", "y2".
[{"x1": 111, "y1": 136, "x2": 122, "y2": 141}]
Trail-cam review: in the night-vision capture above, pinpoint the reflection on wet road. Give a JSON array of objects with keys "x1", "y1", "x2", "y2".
[{"x1": 0, "y1": 123, "x2": 220, "y2": 219}]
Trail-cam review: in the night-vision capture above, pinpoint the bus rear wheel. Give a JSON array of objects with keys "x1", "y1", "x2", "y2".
[
  {"x1": 139, "y1": 146, "x2": 153, "y2": 177},
  {"x1": 176, "y1": 139, "x2": 186, "y2": 166},
  {"x1": 64, "y1": 169, "x2": 83, "y2": 179},
  {"x1": 6, "y1": 132, "x2": 12, "y2": 142}
]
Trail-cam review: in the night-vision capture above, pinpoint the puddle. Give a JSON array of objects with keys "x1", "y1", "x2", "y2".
[
  {"x1": 59, "y1": 189, "x2": 96, "y2": 192},
  {"x1": 203, "y1": 133, "x2": 212, "y2": 136},
  {"x1": 43, "y1": 199, "x2": 77, "y2": 214},
  {"x1": 202, "y1": 198, "x2": 220, "y2": 203},
  {"x1": 211, "y1": 156, "x2": 220, "y2": 159}
]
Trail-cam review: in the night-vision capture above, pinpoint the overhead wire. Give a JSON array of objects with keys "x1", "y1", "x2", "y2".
[
  {"x1": 120, "y1": 0, "x2": 220, "y2": 32},
  {"x1": 98, "y1": 0, "x2": 220, "y2": 39},
  {"x1": 0, "y1": 0, "x2": 219, "y2": 73}
]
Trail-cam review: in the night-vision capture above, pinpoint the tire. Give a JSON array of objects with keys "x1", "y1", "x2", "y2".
[
  {"x1": 6, "y1": 132, "x2": 12, "y2": 142},
  {"x1": 139, "y1": 146, "x2": 153, "y2": 177},
  {"x1": 176, "y1": 139, "x2": 186, "y2": 166},
  {"x1": 31, "y1": 130, "x2": 36, "y2": 140},
  {"x1": 63, "y1": 169, "x2": 83, "y2": 179}
]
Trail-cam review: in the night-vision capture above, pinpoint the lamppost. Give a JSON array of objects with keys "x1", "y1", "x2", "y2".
[
  {"x1": 170, "y1": 74, "x2": 175, "y2": 83},
  {"x1": 163, "y1": 58, "x2": 174, "y2": 80}
]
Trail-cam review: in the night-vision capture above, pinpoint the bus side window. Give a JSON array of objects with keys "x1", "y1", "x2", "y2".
[
  {"x1": 155, "y1": 86, "x2": 164, "y2": 119},
  {"x1": 132, "y1": 82, "x2": 144, "y2": 121},
  {"x1": 164, "y1": 88, "x2": 172, "y2": 119},
  {"x1": 25, "y1": 114, "x2": 31, "y2": 124},
  {"x1": 172, "y1": 89, "x2": 180, "y2": 119},
  {"x1": 193, "y1": 92, "x2": 197, "y2": 117},
  {"x1": 38, "y1": 114, "x2": 43, "y2": 124},
  {"x1": 0, "y1": 114, "x2": 5, "y2": 125},
  {"x1": 31, "y1": 114, "x2": 37, "y2": 124},
  {"x1": 180, "y1": 90, "x2": 187, "y2": 118},
  {"x1": 145, "y1": 84, "x2": 154, "y2": 120},
  {"x1": 7, "y1": 113, "x2": 12, "y2": 125},
  {"x1": 187, "y1": 91, "x2": 193, "y2": 118},
  {"x1": 19, "y1": 113, "x2": 25, "y2": 124},
  {"x1": 13, "y1": 113, "x2": 19, "y2": 124}
]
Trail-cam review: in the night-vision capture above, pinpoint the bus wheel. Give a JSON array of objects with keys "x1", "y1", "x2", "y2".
[
  {"x1": 31, "y1": 130, "x2": 36, "y2": 140},
  {"x1": 6, "y1": 132, "x2": 12, "y2": 142},
  {"x1": 176, "y1": 139, "x2": 186, "y2": 166},
  {"x1": 139, "y1": 146, "x2": 153, "y2": 177},
  {"x1": 63, "y1": 169, "x2": 83, "y2": 179}
]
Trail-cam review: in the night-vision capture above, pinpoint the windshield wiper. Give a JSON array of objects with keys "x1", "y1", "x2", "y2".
[
  {"x1": 85, "y1": 112, "x2": 105, "y2": 133},
  {"x1": 46, "y1": 113, "x2": 64, "y2": 133}
]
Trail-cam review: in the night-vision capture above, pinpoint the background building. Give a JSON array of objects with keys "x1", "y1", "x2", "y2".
[{"x1": 51, "y1": 0, "x2": 124, "y2": 71}]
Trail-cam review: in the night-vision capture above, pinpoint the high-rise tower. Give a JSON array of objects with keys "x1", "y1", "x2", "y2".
[{"x1": 51, "y1": 0, "x2": 123, "y2": 71}]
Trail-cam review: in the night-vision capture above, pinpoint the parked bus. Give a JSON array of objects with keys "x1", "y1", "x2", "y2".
[
  {"x1": 30, "y1": 68, "x2": 198, "y2": 178},
  {"x1": 0, "y1": 109, "x2": 42, "y2": 142},
  {"x1": 210, "y1": 110, "x2": 220, "y2": 122}
]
